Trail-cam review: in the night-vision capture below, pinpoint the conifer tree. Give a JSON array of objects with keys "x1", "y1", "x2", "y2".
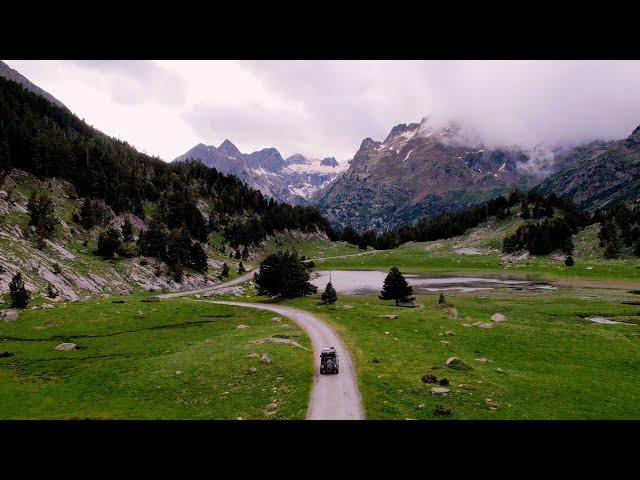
[
  {"x1": 238, "y1": 261, "x2": 246, "y2": 274},
  {"x1": 321, "y1": 281, "x2": 338, "y2": 305},
  {"x1": 219, "y1": 262, "x2": 230, "y2": 279},
  {"x1": 379, "y1": 266, "x2": 415, "y2": 306},
  {"x1": 121, "y1": 216, "x2": 134, "y2": 242},
  {"x1": 9, "y1": 272, "x2": 30, "y2": 309},
  {"x1": 565, "y1": 255, "x2": 574, "y2": 267}
]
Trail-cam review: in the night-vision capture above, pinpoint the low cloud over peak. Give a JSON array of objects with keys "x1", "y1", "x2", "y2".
[{"x1": 5, "y1": 60, "x2": 640, "y2": 164}]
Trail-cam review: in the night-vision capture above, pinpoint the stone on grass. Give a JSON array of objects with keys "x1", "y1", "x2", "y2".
[
  {"x1": 55, "y1": 342, "x2": 77, "y2": 351},
  {"x1": 475, "y1": 357, "x2": 489, "y2": 363},
  {"x1": 236, "y1": 324, "x2": 249, "y2": 329},
  {"x1": 446, "y1": 357, "x2": 472, "y2": 371},
  {"x1": 491, "y1": 313, "x2": 507, "y2": 322},
  {"x1": 444, "y1": 330, "x2": 455, "y2": 336},
  {"x1": 249, "y1": 367, "x2": 257, "y2": 373},
  {"x1": 247, "y1": 352, "x2": 259, "y2": 358},
  {"x1": 265, "y1": 402, "x2": 278, "y2": 414},
  {"x1": 473, "y1": 321, "x2": 493, "y2": 329},
  {"x1": 41, "y1": 303, "x2": 54, "y2": 309},
  {"x1": 1, "y1": 309, "x2": 19, "y2": 322},
  {"x1": 260, "y1": 354, "x2": 272, "y2": 364},
  {"x1": 380, "y1": 314, "x2": 398, "y2": 319},
  {"x1": 271, "y1": 316, "x2": 282, "y2": 322},
  {"x1": 431, "y1": 386, "x2": 450, "y2": 394}
]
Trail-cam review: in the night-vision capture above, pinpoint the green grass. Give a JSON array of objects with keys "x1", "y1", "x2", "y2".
[
  {"x1": 0, "y1": 293, "x2": 312, "y2": 419},
  {"x1": 261, "y1": 233, "x2": 361, "y2": 259},
  {"x1": 315, "y1": 238, "x2": 640, "y2": 283},
  {"x1": 283, "y1": 288, "x2": 640, "y2": 419}
]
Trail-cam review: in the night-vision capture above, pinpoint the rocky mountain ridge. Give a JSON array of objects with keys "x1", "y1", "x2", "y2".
[{"x1": 173, "y1": 141, "x2": 344, "y2": 205}]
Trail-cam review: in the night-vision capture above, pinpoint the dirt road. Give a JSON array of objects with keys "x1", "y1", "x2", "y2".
[
  {"x1": 156, "y1": 270, "x2": 256, "y2": 299},
  {"x1": 209, "y1": 301, "x2": 364, "y2": 420}
]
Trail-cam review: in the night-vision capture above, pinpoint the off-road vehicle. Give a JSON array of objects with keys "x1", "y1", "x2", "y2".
[{"x1": 320, "y1": 347, "x2": 339, "y2": 374}]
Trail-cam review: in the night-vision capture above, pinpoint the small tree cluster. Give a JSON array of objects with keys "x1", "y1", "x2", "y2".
[{"x1": 253, "y1": 252, "x2": 317, "y2": 299}]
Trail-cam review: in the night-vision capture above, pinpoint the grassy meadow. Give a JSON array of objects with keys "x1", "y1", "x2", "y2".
[{"x1": 0, "y1": 293, "x2": 312, "y2": 419}]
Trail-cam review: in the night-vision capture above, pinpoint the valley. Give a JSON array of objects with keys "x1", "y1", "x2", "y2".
[{"x1": 1, "y1": 59, "x2": 640, "y2": 421}]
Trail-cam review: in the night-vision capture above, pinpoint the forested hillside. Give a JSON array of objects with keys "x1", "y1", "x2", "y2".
[{"x1": 0, "y1": 76, "x2": 335, "y2": 298}]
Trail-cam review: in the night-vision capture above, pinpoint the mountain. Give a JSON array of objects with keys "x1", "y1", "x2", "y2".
[
  {"x1": 313, "y1": 120, "x2": 537, "y2": 232},
  {"x1": 536, "y1": 125, "x2": 640, "y2": 209},
  {"x1": 173, "y1": 142, "x2": 344, "y2": 205},
  {"x1": 0, "y1": 60, "x2": 67, "y2": 110}
]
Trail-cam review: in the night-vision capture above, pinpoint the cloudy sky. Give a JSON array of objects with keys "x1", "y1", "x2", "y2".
[{"x1": 5, "y1": 60, "x2": 640, "y2": 162}]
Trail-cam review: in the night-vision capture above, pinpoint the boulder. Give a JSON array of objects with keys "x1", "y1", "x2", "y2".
[
  {"x1": 446, "y1": 357, "x2": 472, "y2": 371},
  {"x1": 41, "y1": 303, "x2": 54, "y2": 309},
  {"x1": 55, "y1": 342, "x2": 77, "y2": 351},
  {"x1": 1, "y1": 309, "x2": 19, "y2": 322},
  {"x1": 236, "y1": 324, "x2": 249, "y2": 329},
  {"x1": 380, "y1": 314, "x2": 398, "y2": 319},
  {"x1": 265, "y1": 402, "x2": 278, "y2": 413},
  {"x1": 491, "y1": 313, "x2": 507, "y2": 322}
]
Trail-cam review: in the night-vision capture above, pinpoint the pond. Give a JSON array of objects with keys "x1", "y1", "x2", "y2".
[{"x1": 310, "y1": 270, "x2": 554, "y2": 295}]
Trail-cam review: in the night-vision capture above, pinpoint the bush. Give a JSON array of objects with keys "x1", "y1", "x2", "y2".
[
  {"x1": 46, "y1": 283, "x2": 58, "y2": 299},
  {"x1": 139, "y1": 259, "x2": 149, "y2": 266},
  {"x1": 421, "y1": 374, "x2": 438, "y2": 384},
  {"x1": 439, "y1": 377, "x2": 450, "y2": 386},
  {"x1": 433, "y1": 404, "x2": 452, "y2": 417},
  {"x1": 438, "y1": 292, "x2": 446, "y2": 305},
  {"x1": 9, "y1": 272, "x2": 30, "y2": 309},
  {"x1": 52, "y1": 263, "x2": 62, "y2": 274}
]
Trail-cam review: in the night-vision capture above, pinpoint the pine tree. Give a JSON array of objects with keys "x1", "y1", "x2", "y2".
[
  {"x1": 379, "y1": 266, "x2": 415, "y2": 306},
  {"x1": 79, "y1": 198, "x2": 95, "y2": 229},
  {"x1": 138, "y1": 213, "x2": 168, "y2": 258},
  {"x1": 234, "y1": 249, "x2": 241, "y2": 260},
  {"x1": 321, "y1": 281, "x2": 338, "y2": 305},
  {"x1": 604, "y1": 239, "x2": 620, "y2": 259},
  {"x1": 219, "y1": 262, "x2": 230, "y2": 279},
  {"x1": 189, "y1": 241, "x2": 208, "y2": 272},
  {"x1": 121, "y1": 216, "x2": 134, "y2": 242},
  {"x1": 521, "y1": 200, "x2": 531, "y2": 219},
  {"x1": 27, "y1": 191, "x2": 58, "y2": 239},
  {"x1": 9, "y1": 272, "x2": 30, "y2": 309},
  {"x1": 565, "y1": 255, "x2": 574, "y2": 267},
  {"x1": 438, "y1": 292, "x2": 446, "y2": 305},
  {"x1": 635, "y1": 240, "x2": 640, "y2": 258},
  {"x1": 241, "y1": 246, "x2": 249, "y2": 260},
  {"x1": 238, "y1": 261, "x2": 246, "y2": 274}
]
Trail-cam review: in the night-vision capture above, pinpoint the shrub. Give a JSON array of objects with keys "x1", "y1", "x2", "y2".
[
  {"x1": 433, "y1": 404, "x2": 452, "y2": 417},
  {"x1": 439, "y1": 377, "x2": 450, "y2": 386},
  {"x1": 46, "y1": 283, "x2": 58, "y2": 299},
  {"x1": 438, "y1": 292, "x2": 446, "y2": 305},
  {"x1": 421, "y1": 374, "x2": 438, "y2": 384},
  {"x1": 139, "y1": 259, "x2": 149, "y2": 266},
  {"x1": 565, "y1": 255, "x2": 574, "y2": 267}
]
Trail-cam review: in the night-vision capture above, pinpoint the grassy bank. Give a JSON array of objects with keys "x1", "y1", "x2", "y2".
[{"x1": 0, "y1": 293, "x2": 312, "y2": 419}]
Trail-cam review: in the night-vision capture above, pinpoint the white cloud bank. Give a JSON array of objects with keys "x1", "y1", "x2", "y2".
[{"x1": 5, "y1": 60, "x2": 640, "y2": 163}]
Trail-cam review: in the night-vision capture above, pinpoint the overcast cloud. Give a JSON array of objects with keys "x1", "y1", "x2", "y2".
[{"x1": 5, "y1": 60, "x2": 640, "y2": 162}]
